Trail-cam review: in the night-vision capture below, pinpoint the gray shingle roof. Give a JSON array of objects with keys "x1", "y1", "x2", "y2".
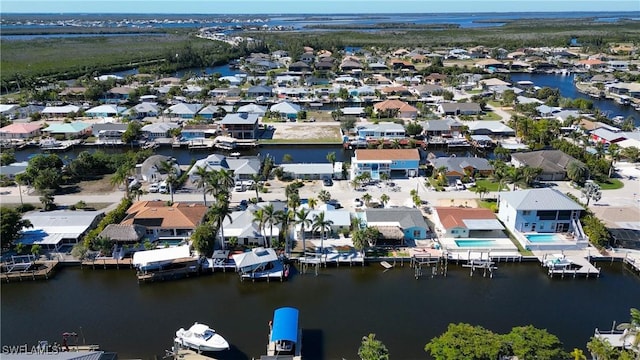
[
  {"x1": 500, "y1": 188, "x2": 583, "y2": 211},
  {"x1": 365, "y1": 207, "x2": 428, "y2": 229},
  {"x1": 511, "y1": 150, "x2": 582, "y2": 174}
]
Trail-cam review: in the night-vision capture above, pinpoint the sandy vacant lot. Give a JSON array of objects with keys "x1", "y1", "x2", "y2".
[{"x1": 271, "y1": 123, "x2": 342, "y2": 141}]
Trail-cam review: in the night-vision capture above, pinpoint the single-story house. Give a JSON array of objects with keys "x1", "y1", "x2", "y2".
[
  {"x1": 125, "y1": 102, "x2": 160, "y2": 119},
  {"x1": 373, "y1": 99, "x2": 418, "y2": 120},
  {"x1": 121, "y1": 201, "x2": 208, "y2": 241},
  {"x1": 165, "y1": 103, "x2": 203, "y2": 119},
  {"x1": 590, "y1": 128, "x2": 628, "y2": 145},
  {"x1": 98, "y1": 224, "x2": 147, "y2": 244},
  {"x1": 270, "y1": 102, "x2": 302, "y2": 120},
  {"x1": 85, "y1": 104, "x2": 127, "y2": 118},
  {"x1": 141, "y1": 122, "x2": 180, "y2": 140},
  {"x1": 41, "y1": 105, "x2": 80, "y2": 117},
  {"x1": 511, "y1": 150, "x2": 583, "y2": 181},
  {"x1": 465, "y1": 121, "x2": 515, "y2": 137},
  {"x1": 422, "y1": 118, "x2": 464, "y2": 137},
  {"x1": 42, "y1": 121, "x2": 92, "y2": 139},
  {"x1": 356, "y1": 123, "x2": 406, "y2": 139},
  {"x1": 247, "y1": 85, "x2": 273, "y2": 98},
  {"x1": 0, "y1": 123, "x2": 42, "y2": 140},
  {"x1": 237, "y1": 103, "x2": 267, "y2": 115},
  {"x1": 295, "y1": 208, "x2": 351, "y2": 240},
  {"x1": 91, "y1": 123, "x2": 129, "y2": 144},
  {"x1": 279, "y1": 163, "x2": 334, "y2": 180},
  {"x1": 221, "y1": 202, "x2": 287, "y2": 246},
  {"x1": 0, "y1": 161, "x2": 29, "y2": 179},
  {"x1": 363, "y1": 207, "x2": 430, "y2": 245},
  {"x1": 433, "y1": 207, "x2": 505, "y2": 238},
  {"x1": 429, "y1": 156, "x2": 494, "y2": 181},
  {"x1": 187, "y1": 154, "x2": 261, "y2": 183},
  {"x1": 438, "y1": 102, "x2": 482, "y2": 116},
  {"x1": 137, "y1": 155, "x2": 181, "y2": 183},
  {"x1": 351, "y1": 148, "x2": 420, "y2": 180},
  {"x1": 19, "y1": 210, "x2": 103, "y2": 250}
]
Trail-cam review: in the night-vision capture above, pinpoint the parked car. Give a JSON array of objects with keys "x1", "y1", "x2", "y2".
[
  {"x1": 234, "y1": 182, "x2": 245, "y2": 192},
  {"x1": 159, "y1": 181, "x2": 168, "y2": 194},
  {"x1": 323, "y1": 178, "x2": 333, "y2": 187},
  {"x1": 455, "y1": 179, "x2": 465, "y2": 190},
  {"x1": 353, "y1": 198, "x2": 363, "y2": 207},
  {"x1": 148, "y1": 183, "x2": 159, "y2": 193}
]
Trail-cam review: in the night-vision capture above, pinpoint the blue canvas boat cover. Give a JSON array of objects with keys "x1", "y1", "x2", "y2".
[{"x1": 270, "y1": 307, "x2": 299, "y2": 342}]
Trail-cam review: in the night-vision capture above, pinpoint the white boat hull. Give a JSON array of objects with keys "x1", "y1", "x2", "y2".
[{"x1": 175, "y1": 323, "x2": 229, "y2": 352}]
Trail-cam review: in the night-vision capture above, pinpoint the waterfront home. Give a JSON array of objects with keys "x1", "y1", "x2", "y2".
[
  {"x1": 219, "y1": 113, "x2": 260, "y2": 139},
  {"x1": 19, "y1": 210, "x2": 103, "y2": 251},
  {"x1": 121, "y1": 201, "x2": 207, "y2": 242},
  {"x1": 577, "y1": 59, "x2": 607, "y2": 70},
  {"x1": 356, "y1": 123, "x2": 406, "y2": 140},
  {"x1": 219, "y1": 75, "x2": 244, "y2": 86},
  {"x1": 92, "y1": 123, "x2": 128, "y2": 144},
  {"x1": 465, "y1": 121, "x2": 515, "y2": 137},
  {"x1": 363, "y1": 207, "x2": 430, "y2": 245},
  {"x1": 181, "y1": 124, "x2": 221, "y2": 141},
  {"x1": 295, "y1": 206, "x2": 351, "y2": 241},
  {"x1": 279, "y1": 163, "x2": 335, "y2": 180},
  {"x1": 422, "y1": 118, "x2": 464, "y2": 137},
  {"x1": 607, "y1": 82, "x2": 640, "y2": 100},
  {"x1": 476, "y1": 59, "x2": 505, "y2": 70},
  {"x1": 590, "y1": 127, "x2": 627, "y2": 145},
  {"x1": 497, "y1": 188, "x2": 585, "y2": 235},
  {"x1": 98, "y1": 224, "x2": 147, "y2": 245},
  {"x1": 0, "y1": 122, "x2": 41, "y2": 140},
  {"x1": 479, "y1": 78, "x2": 510, "y2": 88},
  {"x1": 141, "y1": 122, "x2": 180, "y2": 140},
  {"x1": 222, "y1": 203, "x2": 287, "y2": 247},
  {"x1": 41, "y1": 105, "x2": 80, "y2": 118},
  {"x1": 351, "y1": 148, "x2": 420, "y2": 179},
  {"x1": 0, "y1": 104, "x2": 19, "y2": 118},
  {"x1": 86, "y1": 104, "x2": 127, "y2": 118},
  {"x1": 341, "y1": 106, "x2": 366, "y2": 118},
  {"x1": 429, "y1": 156, "x2": 493, "y2": 182},
  {"x1": 138, "y1": 155, "x2": 181, "y2": 182},
  {"x1": 104, "y1": 86, "x2": 133, "y2": 103},
  {"x1": 269, "y1": 102, "x2": 302, "y2": 120},
  {"x1": 125, "y1": 102, "x2": 160, "y2": 119},
  {"x1": 433, "y1": 207, "x2": 505, "y2": 238},
  {"x1": 187, "y1": 154, "x2": 260, "y2": 183},
  {"x1": 165, "y1": 103, "x2": 203, "y2": 120},
  {"x1": 438, "y1": 102, "x2": 482, "y2": 116},
  {"x1": 247, "y1": 85, "x2": 273, "y2": 99},
  {"x1": 373, "y1": 99, "x2": 418, "y2": 120},
  {"x1": 42, "y1": 121, "x2": 91, "y2": 139},
  {"x1": 511, "y1": 150, "x2": 582, "y2": 181}
]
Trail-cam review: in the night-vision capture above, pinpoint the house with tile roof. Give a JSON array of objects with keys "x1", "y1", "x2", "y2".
[
  {"x1": 351, "y1": 148, "x2": 420, "y2": 180},
  {"x1": 121, "y1": 201, "x2": 208, "y2": 241},
  {"x1": 0, "y1": 123, "x2": 42, "y2": 140},
  {"x1": 373, "y1": 99, "x2": 417, "y2": 120},
  {"x1": 511, "y1": 150, "x2": 583, "y2": 181}
]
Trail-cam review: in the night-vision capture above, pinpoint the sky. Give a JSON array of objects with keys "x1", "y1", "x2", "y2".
[{"x1": 1, "y1": 0, "x2": 639, "y2": 14}]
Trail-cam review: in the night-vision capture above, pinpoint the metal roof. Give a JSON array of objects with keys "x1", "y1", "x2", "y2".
[
  {"x1": 462, "y1": 219, "x2": 505, "y2": 230},
  {"x1": 270, "y1": 307, "x2": 299, "y2": 343},
  {"x1": 500, "y1": 188, "x2": 583, "y2": 211}
]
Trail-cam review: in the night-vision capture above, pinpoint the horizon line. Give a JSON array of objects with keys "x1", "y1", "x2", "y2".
[{"x1": 4, "y1": 10, "x2": 640, "y2": 15}]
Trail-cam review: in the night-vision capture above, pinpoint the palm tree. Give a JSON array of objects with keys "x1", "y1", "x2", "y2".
[
  {"x1": 193, "y1": 166, "x2": 211, "y2": 206},
  {"x1": 508, "y1": 167, "x2": 525, "y2": 190},
  {"x1": 587, "y1": 336, "x2": 616, "y2": 360},
  {"x1": 216, "y1": 169, "x2": 235, "y2": 192},
  {"x1": 326, "y1": 152, "x2": 337, "y2": 168},
  {"x1": 157, "y1": 160, "x2": 178, "y2": 203},
  {"x1": 295, "y1": 208, "x2": 312, "y2": 256},
  {"x1": 263, "y1": 204, "x2": 277, "y2": 248},
  {"x1": 312, "y1": 212, "x2": 334, "y2": 258},
  {"x1": 209, "y1": 200, "x2": 233, "y2": 250},
  {"x1": 110, "y1": 162, "x2": 134, "y2": 198},
  {"x1": 287, "y1": 192, "x2": 301, "y2": 214},
  {"x1": 362, "y1": 193, "x2": 373, "y2": 206},
  {"x1": 379, "y1": 172, "x2": 390, "y2": 184},
  {"x1": 616, "y1": 308, "x2": 640, "y2": 353},
  {"x1": 252, "y1": 208, "x2": 267, "y2": 247},
  {"x1": 308, "y1": 197, "x2": 317, "y2": 209},
  {"x1": 380, "y1": 193, "x2": 390, "y2": 207},
  {"x1": 250, "y1": 173, "x2": 263, "y2": 201},
  {"x1": 276, "y1": 209, "x2": 293, "y2": 255}
]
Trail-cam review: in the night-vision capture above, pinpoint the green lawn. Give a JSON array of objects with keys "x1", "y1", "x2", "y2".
[
  {"x1": 480, "y1": 111, "x2": 502, "y2": 121},
  {"x1": 477, "y1": 199, "x2": 497, "y2": 211},
  {"x1": 474, "y1": 179, "x2": 506, "y2": 192},
  {"x1": 597, "y1": 178, "x2": 624, "y2": 190}
]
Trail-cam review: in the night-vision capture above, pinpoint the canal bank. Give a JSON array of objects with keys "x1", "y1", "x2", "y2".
[{"x1": 2, "y1": 261, "x2": 639, "y2": 360}]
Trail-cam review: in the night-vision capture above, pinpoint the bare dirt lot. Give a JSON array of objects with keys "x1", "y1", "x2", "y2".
[{"x1": 271, "y1": 123, "x2": 342, "y2": 141}]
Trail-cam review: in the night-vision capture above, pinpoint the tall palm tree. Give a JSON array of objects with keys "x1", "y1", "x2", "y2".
[
  {"x1": 216, "y1": 169, "x2": 235, "y2": 192},
  {"x1": 276, "y1": 209, "x2": 293, "y2": 255},
  {"x1": 263, "y1": 204, "x2": 277, "y2": 249},
  {"x1": 209, "y1": 200, "x2": 233, "y2": 251},
  {"x1": 295, "y1": 208, "x2": 312, "y2": 257},
  {"x1": 287, "y1": 192, "x2": 301, "y2": 214},
  {"x1": 312, "y1": 212, "x2": 334, "y2": 258},
  {"x1": 308, "y1": 197, "x2": 317, "y2": 209},
  {"x1": 157, "y1": 159, "x2": 178, "y2": 203},
  {"x1": 362, "y1": 193, "x2": 373, "y2": 206},
  {"x1": 110, "y1": 164, "x2": 133, "y2": 198},
  {"x1": 250, "y1": 173, "x2": 263, "y2": 201},
  {"x1": 252, "y1": 208, "x2": 267, "y2": 247},
  {"x1": 509, "y1": 167, "x2": 525, "y2": 190},
  {"x1": 193, "y1": 166, "x2": 211, "y2": 206},
  {"x1": 380, "y1": 193, "x2": 390, "y2": 207},
  {"x1": 326, "y1": 152, "x2": 337, "y2": 168},
  {"x1": 616, "y1": 308, "x2": 640, "y2": 353}
]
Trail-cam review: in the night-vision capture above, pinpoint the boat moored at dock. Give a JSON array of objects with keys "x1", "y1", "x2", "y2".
[{"x1": 175, "y1": 322, "x2": 230, "y2": 352}]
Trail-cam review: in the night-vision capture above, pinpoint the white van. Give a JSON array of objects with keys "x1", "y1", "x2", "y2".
[
  {"x1": 455, "y1": 179, "x2": 465, "y2": 190},
  {"x1": 159, "y1": 181, "x2": 168, "y2": 194}
]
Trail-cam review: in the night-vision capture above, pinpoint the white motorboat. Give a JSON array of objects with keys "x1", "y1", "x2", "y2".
[
  {"x1": 544, "y1": 254, "x2": 573, "y2": 269},
  {"x1": 175, "y1": 322, "x2": 229, "y2": 352}
]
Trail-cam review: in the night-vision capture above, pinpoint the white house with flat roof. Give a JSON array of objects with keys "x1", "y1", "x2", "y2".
[
  {"x1": 280, "y1": 163, "x2": 335, "y2": 180},
  {"x1": 356, "y1": 123, "x2": 406, "y2": 140}
]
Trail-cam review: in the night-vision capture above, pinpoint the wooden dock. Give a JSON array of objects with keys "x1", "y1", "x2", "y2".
[
  {"x1": 1, "y1": 260, "x2": 59, "y2": 282},
  {"x1": 81, "y1": 257, "x2": 133, "y2": 269},
  {"x1": 540, "y1": 254, "x2": 601, "y2": 278}
]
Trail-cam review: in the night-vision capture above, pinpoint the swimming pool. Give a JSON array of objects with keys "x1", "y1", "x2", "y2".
[
  {"x1": 526, "y1": 234, "x2": 563, "y2": 243},
  {"x1": 454, "y1": 240, "x2": 496, "y2": 247}
]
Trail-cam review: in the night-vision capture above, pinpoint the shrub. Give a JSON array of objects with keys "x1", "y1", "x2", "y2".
[{"x1": 16, "y1": 203, "x2": 36, "y2": 213}]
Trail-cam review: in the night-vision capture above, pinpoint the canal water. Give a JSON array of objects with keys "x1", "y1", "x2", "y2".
[
  {"x1": 510, "y1": 73, "x2": 639, "y2": 125},
  {"x1": 1, "y1": 262, "x2": 639, "y2": 359}
]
